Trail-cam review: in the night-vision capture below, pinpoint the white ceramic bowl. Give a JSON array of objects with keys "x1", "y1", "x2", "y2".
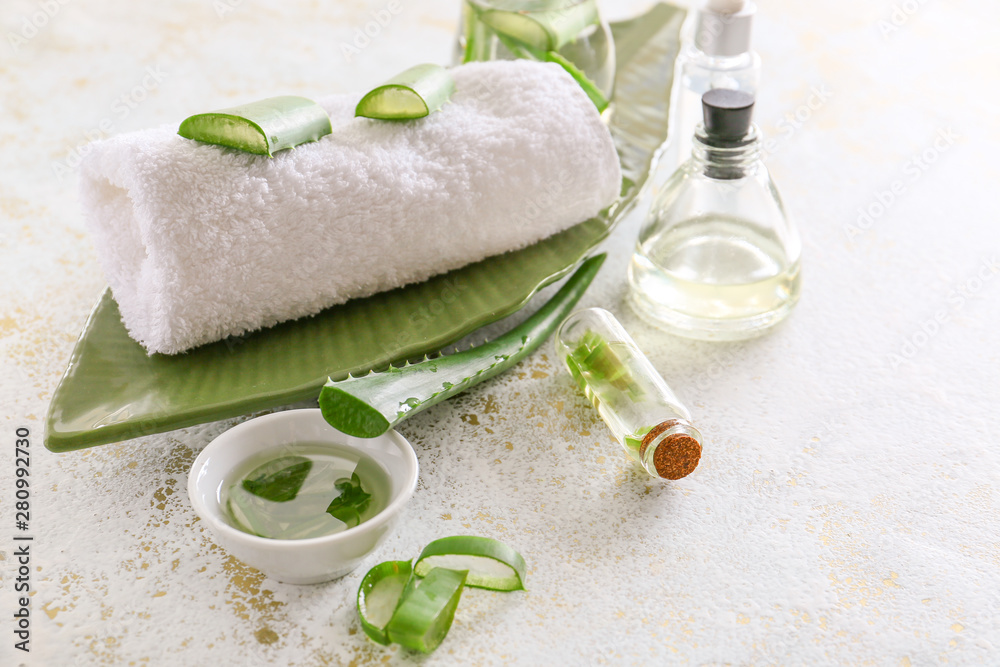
[{"x1": 188, "y1": 409, "x2": 418, "y2": 584}]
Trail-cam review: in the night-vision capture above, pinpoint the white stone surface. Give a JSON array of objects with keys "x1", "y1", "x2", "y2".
[{"x1": 2, "y1": 0, "x2": 999, "y2": 665}]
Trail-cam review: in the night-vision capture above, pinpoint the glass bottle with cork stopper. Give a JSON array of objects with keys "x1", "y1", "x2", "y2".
[{"x1": 555, "y1": 308, "x2": 703, "y2": 481}]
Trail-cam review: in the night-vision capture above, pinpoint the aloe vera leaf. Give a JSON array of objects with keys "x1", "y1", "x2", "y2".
[
  {"x1": 486, "y1": 27, "x2": 608, "y2": 113},
  {"x1": 320, "y1": 254, "x2": 606, "y2": 438},
  {"x1": 325, "y1": 472, "x2": 371, "y2": 527},
  {"x1": 178, "y1": 96, "x2": 332, "y2": 157},
  {"x1": 462, "y1": 4, "x2": 494, "y2": 63},
  {"x1": 241, "y1": 456, "x2": 313, "y2": 502},
  {"x1": 543, "y1": 50, "x2": 609, "y2": 113},
  {"x1": 355, "y1": 64, "x2": 456, "y2": 120}
]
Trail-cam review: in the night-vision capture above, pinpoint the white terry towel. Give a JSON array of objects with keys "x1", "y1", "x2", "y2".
[{"x1": 79, "y1": 60, "x2": 622, "y2": 355}]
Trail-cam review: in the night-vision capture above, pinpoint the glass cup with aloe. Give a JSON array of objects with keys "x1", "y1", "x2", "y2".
[{"x1": 454, "y1": 0, "x2": 615, "y2": 104}]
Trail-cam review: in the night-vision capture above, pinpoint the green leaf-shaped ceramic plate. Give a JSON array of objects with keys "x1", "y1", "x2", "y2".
[{"x1": 44, "y1": 4, "x2": 686, "y2": 452}]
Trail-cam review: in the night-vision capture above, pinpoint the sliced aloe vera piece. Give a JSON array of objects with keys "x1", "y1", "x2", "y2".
[
  {"x1": 355, "y1": 64, "x2": 456, "y2": 120},
  {"x1": 414, "y1": 536, "x2": 526, "y2": 591},
  {"x1": 320, "y1": 254, "x2": 605, "y2": 438},
  {"x1": 479, "y1": 10, "x2": 554, "y2": 51},
  {"x1": 357, "y1": 560, "x2": 413, "y2": 645},
  {"x1": 478, "y1": 3, "x2": 598, "y2": 52},
  {"x1": 241, "y1": 455, "x2": 312, "y2": 502},
  {"x1": 385, "y1": 567, "x2": 467, "y2": 653},
  {"x1": 178, "y1": 96, "x2": 332, "y2": 157}
]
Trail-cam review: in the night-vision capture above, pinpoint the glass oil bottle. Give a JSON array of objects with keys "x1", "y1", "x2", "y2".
[{"x1": 630, "y1": 89, "x2": 801, "y2": 340}]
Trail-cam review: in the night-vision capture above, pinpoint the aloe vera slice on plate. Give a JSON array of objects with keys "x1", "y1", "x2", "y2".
[
  {"x1": 414, "y1": 536, "x2": 526, "y2": 591},
  {"x1": 319, "y1": 253, "x2": 606, "y2": 438},
  {"x1": 355, "y1": 64, "x2": 456, "y2": 120},
  {"x1": 178, "y1": 96, "x2": 332, "y2": 157}
]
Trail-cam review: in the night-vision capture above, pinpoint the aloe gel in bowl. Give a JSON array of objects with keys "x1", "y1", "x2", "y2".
[{"x1": 224, "y1": 442, "x2": 392, "y2": 540}]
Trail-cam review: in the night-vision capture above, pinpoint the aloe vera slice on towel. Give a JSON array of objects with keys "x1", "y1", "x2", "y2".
[
  {"x1": 178, "y1": 96, "x2": 333, "y2": 157},
  {"x1": 319, "y1": 253, "x2": 606, "y2": 438},
  {"x1": 355, "y1": 64, "x2": 456, "y2": 120}
]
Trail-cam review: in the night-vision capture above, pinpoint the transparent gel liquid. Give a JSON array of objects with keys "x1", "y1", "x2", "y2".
[
  {"x1": 223, "y1": 443, "x2": 391, "y2": 540},
  {"x1": 630, "y1": 216, "x2": 801, "y2": 337}
]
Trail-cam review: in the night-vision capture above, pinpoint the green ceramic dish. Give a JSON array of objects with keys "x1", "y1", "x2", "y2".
[{"x1": 44, "y1": 3, "x2": 686, "y2": 452}]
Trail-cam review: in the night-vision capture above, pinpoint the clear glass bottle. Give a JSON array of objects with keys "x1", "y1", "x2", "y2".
[
  {"x1": 656, "y1": 0, "x2": 760, "y2": 179},
  {"x1": 630, "y1": 89, "x2": 802, "y2": 340},
  {"x1": 555, "y1": 308, "x2": 703, "y2": 481}
]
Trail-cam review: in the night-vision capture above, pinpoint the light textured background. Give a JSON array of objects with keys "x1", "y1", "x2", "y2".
[{"x1": 2, "y1": 0, "x2": 999, "y2": 665}]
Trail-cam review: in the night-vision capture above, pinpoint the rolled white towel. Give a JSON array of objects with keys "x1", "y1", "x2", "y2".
[{"x1": 79, "y1": 60, "x2": 622, "y2": 355}]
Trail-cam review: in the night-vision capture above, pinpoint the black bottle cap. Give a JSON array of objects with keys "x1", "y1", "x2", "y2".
[{"x1": 702, "y1": 89, "x2": 755, "y2": 141}]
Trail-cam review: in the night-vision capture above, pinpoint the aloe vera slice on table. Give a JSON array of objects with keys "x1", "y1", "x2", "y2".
[
  {"x1": 355, "y1": 64, "x2": 456, "y2": 120},
  {"x1": 414, "y1": 536, "x2": 526, "y2": 591},
  {"x1": 178, "y1": 96, "x2": 332, "y2": 157},
  {"x1": 357, "y1": 560, "x2": 413, "y2": 645},
  {"x1": 320, "y1": 253, "x2": 606, "y2": 438},
  {"x1": 384, "y1": 567, "x2": 468, "y2": 653}
]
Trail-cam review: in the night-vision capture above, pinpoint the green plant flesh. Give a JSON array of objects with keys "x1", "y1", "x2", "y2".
[
  {"x1": 355, "y1": 64, "x2": 456, "y2": 120},
  {"x1": 414, "y1": 535, "x2": 527, "y2": 591},
  {"x1": 357, "y1": 560, "x2": 413, "y2": 645},
  {"x1": 178, "y1": 96, "x2": 333, "y2": 157},
  {"x1": 240, "y1": 456, "x2": 312, "y2": 502},
  {"x1": 463, "y1": 2, "x2": 607, "y2": 111},
  {"x1": 476, "y1": 2, "x2": 598, "y2": 52},
  {"x1": 384, "y1": 568, "x2": 468, "y2": 653},
  {"x1": 325, "y1": 472, "x2": 371, "y2": 527},
  {"x1": 543, "y1": 51, "x2": 609, "y2": 113},
  {"x1": 320, "y1": 254, "x2": 606, "y2": 438},
  {"x1": 357, "y1": 536, "x2": 526, "y2": 653}
]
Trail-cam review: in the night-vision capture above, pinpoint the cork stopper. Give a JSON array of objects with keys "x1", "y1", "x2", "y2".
[{"x1": 639, "y1": 420, "x2": 703, "y2": 480}]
